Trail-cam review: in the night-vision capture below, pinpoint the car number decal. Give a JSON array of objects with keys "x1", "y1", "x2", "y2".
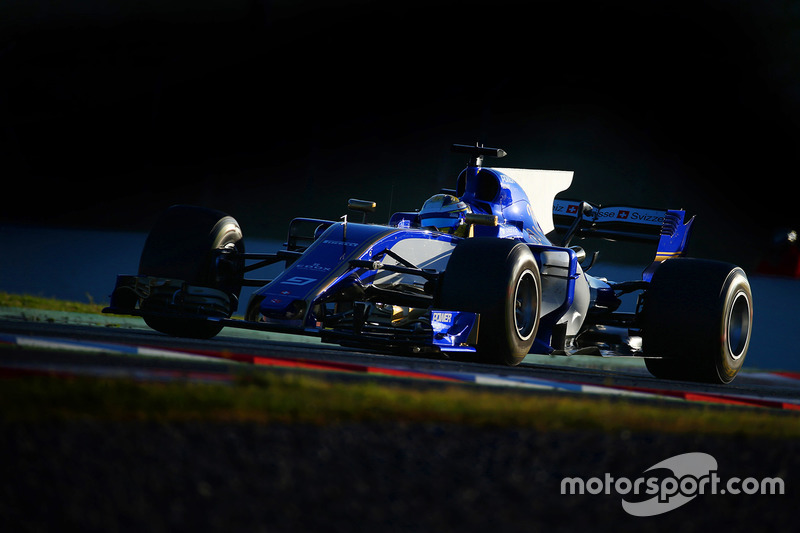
[{"x1": 281, "y1": 276, "x2": 317, "y2": 286}]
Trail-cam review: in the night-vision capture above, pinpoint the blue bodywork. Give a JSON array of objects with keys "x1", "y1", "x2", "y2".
[{"x1": 249, "y1": 156, "x2": 694, "y2": 356}]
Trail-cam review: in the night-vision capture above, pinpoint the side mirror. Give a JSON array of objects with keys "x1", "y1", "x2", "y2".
[
  {"x1": 348, "y1": 198, "x2": 377, "y2": 223},
  {"x1": 464, "y1": 213, "x2": 498, "y2": 226}
]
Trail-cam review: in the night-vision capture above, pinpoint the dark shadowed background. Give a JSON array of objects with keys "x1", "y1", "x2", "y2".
[{"x1": 2, "y1": 0, "x2": 799, "y2": 269}]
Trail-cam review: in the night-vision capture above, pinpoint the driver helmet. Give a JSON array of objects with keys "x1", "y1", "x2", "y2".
[{"x1": 418, "y1": 194, "x2": 471, "y2": 235}]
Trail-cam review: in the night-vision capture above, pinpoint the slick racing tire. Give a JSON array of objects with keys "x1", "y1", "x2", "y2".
[
  {"x1": 439, "y1": 238, "x2": 541, "y2": 366},
  {"x1": 641, "y1": 258, "x2": 753, "y2": 384},
  {"x1": 138, "y1": 205, "x2": 244, "y2": 339}
]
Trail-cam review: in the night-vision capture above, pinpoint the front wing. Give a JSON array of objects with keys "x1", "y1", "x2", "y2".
[{"x1": 104, "y1": 274, "x2": 480, "y2": 354}]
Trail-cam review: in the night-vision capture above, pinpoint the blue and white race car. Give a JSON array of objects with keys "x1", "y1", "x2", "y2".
[{"x1": 105, "y1": 144, "x2": 753, "y2": 384}]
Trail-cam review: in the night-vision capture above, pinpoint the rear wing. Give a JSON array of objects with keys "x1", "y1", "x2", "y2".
[
  {"x1": 553, "y1": 199, "x2": 679, "y2": 243},
  {"x1": 553, "y1": 199, "x2": 694, "y2": 279}
]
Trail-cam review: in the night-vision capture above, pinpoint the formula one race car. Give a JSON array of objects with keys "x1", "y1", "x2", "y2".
[{"x1": 105, "y1": 144, "x2": 753, "y2": 384}]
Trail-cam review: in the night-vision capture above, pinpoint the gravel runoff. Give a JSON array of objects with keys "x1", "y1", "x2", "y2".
[{"x1": 1, "y1": 420, "x2": 796, "y2": 532}]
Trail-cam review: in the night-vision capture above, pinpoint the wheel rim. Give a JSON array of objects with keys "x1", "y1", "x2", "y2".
[
  {"x1": 727, "y1": 290, "x2": 751, "y2": 360},
  {"x1": 514, "y1": 269, "x2": 537, "y2": 341}
]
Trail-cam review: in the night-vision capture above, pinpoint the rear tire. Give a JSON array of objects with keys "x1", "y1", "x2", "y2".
[
  {"x1": 641, "y1": 258, "x2": 753, "y2": 384},
  {"x1": 138, "y1": 205, "x2": 244, "y2": 339},
  {"x1": 439, "y1": 238, "x2": 541, "y2": 365}
]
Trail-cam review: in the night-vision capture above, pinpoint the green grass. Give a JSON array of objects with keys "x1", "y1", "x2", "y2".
[
  {"x1": 1, "y1": 372, "x2": 798, "y2": 438},
  {"x1": 0, "y1": 291, "x2": 105, "y2": 314}
]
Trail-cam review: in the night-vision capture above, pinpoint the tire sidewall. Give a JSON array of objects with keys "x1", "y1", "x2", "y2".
[
  {"x1": 208, "y1": 216, "x2": 246, "y2": 297},
  {"x1": 716, "y1": 269, "x2": 752, "y2": 383},
  {"x1": 500, "y1": 246, "x2": 541, "y2": 359}
]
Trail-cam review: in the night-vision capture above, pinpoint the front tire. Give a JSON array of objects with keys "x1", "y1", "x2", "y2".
[
  {"x1": 138, "y1": 205, "x2": 244, "y2": 339},
  {"x1": 439, "y1": 238, "x2": 541, "y2": 365},
  {"x1": 641, "y1": 258, "x2": 753, "y2": 384}
]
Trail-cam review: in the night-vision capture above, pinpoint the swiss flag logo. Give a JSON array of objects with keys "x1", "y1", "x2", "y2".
[
  {"x1": 567, "y1": 204, "x2": 579, "y2": 214},
  {"x1": 617, "y1": 210, "x2": 630, "y2": 219}
]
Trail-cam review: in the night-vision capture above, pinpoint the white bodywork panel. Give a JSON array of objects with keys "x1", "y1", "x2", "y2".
[
  {"x1": 490, "y1": 167, "x2": 574, "y2": 235},
  {"x1": 374, "y1": 236, "x2": 457, "y2": 288},
  {"x1": 539, "y1": 249, "x2": 590, "y2": 338}
]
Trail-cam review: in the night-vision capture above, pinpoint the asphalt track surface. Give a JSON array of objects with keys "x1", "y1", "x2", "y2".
[
  {"x1": 1, "y1": 311, "x2": 800, "y2": 410},
  {"x1": 2, "y1": 312, "x2": 800, "y2": 532}
]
